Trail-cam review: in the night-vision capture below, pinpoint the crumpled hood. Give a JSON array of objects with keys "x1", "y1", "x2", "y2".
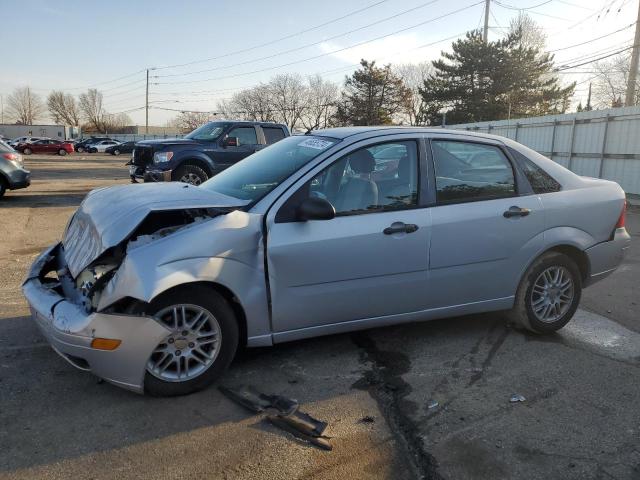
[{"x1": 62, "y1": 182, "x2": 248, "y2": 278}]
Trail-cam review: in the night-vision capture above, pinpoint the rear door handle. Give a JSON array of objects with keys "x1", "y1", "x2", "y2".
[
  {"x1": 503, "y1": 206, "x2": 531, "y2": 218},
  {"x1": 383, "y1": 223, "x2": 419, "y2": 235}
]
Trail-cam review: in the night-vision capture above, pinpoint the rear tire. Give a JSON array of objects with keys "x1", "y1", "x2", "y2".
[
  {"x1": 58, "y1": 149, "x2": 67, "y2": 156},
  {"x1": 174, "y1": 163, "x2": 209, "y2": 185},
  {"x1": 76, "y1": 147, "x2": 85, "y2": 153},
  {"x1": 507, "y1": 252, "x2": 582, "y2": 334},
  {"x1": 144, "y1": 284, "x2": 239, "y2": 396},
  {"x1": 23, "y1": 148, "x2": 32, "y2": 155},
  {"x1": 0, "y1": 179, "x2": 6, "y2": 198},
  {"x1": 113, "y1": 149, "x2": 121, "y2": 155}
]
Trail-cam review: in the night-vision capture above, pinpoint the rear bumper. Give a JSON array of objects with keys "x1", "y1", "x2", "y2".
[
  {"x1": 22, "y1": 244, "x2": 172, "y2": 394},
  {"x1": 584, "y1": 227, "x2": 631, "y2": 285}
]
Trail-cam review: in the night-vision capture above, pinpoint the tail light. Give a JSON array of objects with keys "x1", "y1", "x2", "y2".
[
  {"x1": 615, "y1": 200, "x2": 626, "y2": 229},
  {"x1": 2, "y1": 153, "x2": 19, "y2": 161}
]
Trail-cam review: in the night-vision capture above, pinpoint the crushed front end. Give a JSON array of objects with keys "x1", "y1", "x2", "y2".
[{"x1": 22, "y1": 244, "x2": 172, "y2": 393}]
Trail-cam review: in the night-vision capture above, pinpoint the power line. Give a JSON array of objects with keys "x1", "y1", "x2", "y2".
[
  {"x1": 493, "y1": 0, "x2": 570, "y2": 20},
  {"x1": 155, "y1": 1, "x2": 484, "y2": 85},
  {"x1": 549, "y1": 23, "x2": 635, "y2": 52},
  {"x1": 153, "y1": 0, "x2": 388, "y2": 72},
  {"x1": 556, "y1": 44, "x2": 635, "y2": 71},
  {"x1": 155, "y1": 0, "x2": 443, "y2": 79},
  {"x1": 492, "y1": 0, "x2": 553, "y2": 9}
]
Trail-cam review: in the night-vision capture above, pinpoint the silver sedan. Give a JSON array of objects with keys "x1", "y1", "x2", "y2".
[{"x1": 23, "y1": 127, "x2": 630, "y2": 395}]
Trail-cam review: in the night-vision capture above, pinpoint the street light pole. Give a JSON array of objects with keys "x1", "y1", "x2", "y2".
[
  {"x1": 483, "y1": 0, "x2": 490, "y2": 43},
  {"x1": 145, "y1": 69, "x2": 149, "y2": 134}
]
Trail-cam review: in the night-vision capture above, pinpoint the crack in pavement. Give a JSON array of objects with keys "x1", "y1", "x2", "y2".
[{"x1": 351, "y1": 332, "x2": 443, "y2": 480}]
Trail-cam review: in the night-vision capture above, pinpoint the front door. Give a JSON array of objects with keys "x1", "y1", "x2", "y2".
[
  {"x1": 220, "y1": 126, "x2": 260, "y2": 168},
  {"x1": 266, "y1": 139, "x2": 432, "y2": 334},
  {"x1": 426, "y1": 139, "x2": 545, "y2": 308}
]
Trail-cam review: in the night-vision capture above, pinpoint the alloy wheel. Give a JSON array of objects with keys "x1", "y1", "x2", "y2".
[
  {"x1": 147, "y1": 304, "x2": 222, "y2": 382},
  {"x1": 180, "y1": 173, "x2": 203, "y2": 185},
  {"x1": 530, "y1": 266, "x2": 574, "y2": 323}
]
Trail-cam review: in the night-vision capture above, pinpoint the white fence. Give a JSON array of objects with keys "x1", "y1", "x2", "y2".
[
  {"x1": 449, "y1": 105, "x2": 640, "y2": 195},
  {"x1": 81, "y1": 133, "x2": 185, "y2": 142}
]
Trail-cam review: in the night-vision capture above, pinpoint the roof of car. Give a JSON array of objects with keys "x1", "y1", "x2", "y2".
[{"x1": 312, "y1": 126, "x2": 507, "y2": 141}]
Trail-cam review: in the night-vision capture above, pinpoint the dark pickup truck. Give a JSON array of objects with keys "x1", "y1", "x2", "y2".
[{"x1": 128, "y1": 121, "x2": 290, "y2": 185}]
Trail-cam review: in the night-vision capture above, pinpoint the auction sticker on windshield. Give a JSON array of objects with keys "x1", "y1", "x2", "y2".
[{"x1": 298, "y1": 138, "x2": 334, "y2": 150}]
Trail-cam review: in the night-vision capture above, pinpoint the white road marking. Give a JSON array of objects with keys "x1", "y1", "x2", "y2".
[{"x1": 561, "y1": 309, "x2": 640, "y2": 362}]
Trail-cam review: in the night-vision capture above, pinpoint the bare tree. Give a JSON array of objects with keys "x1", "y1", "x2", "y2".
[
  {"x1": 300, "y1": 75, "x2": 339, "y2": 131},
  {"x1": 591, "y1": 53, "x2": 640, "y2": 108},
  {"x1": 79, "y1": 88, "x2": 106, "y2": 132},
  {"x1": 47, "y1": 91, "x2": 81, "y2": 126},
  {"x1": 218, "y1": 85, "x2": 275, "y2": 122},
  {"x1": 102, "y1": 112, "x2": 133, "y2": 132},
  {"x1": 509, "y1": 12, "x2": 546, "y2": 50},
  {"x1": 268, "y1": 73, "x2": 307, "y2": 131},
  {"x1": 171, "y1": 111, "x2": 214, "y2": 132},
  {"x1": 6, "y1": 87, "x2": 45, "y2": 125},
  {"x1": 394, "y1": 62, "x2": 433, "y2": 125}
]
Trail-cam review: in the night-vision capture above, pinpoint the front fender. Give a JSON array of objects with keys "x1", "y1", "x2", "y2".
[{"x1": 172, "y1": 150, "x2": 217, "y2": 172}]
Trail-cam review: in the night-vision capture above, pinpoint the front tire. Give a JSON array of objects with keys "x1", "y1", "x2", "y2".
[
  {"x1": 174, "y1": 163, "x2": 209, "y2": 185},
  {"x1": 507, "y1": 252, "x2": 582, "y2": 334},
  {"x1": 23, "y1": 148, "x2": 32, "y2": 155},
  {"x1": 58, "y1": 149, "x2": 67, "y2": 156},
  {"x1": 144, "y1": 284, "x2": 239, "y2": 396},
  {"x1": 113, "y1": 149, "x2": 121, "y2": 155},
  {"x1": 76, "y1": 147, "x2": 85, "y2": 153}
]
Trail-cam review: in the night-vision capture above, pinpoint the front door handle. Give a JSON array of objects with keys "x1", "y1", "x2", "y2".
[
  {"x1": 503, "y1": 206, "x2": 531, "y2": 218},
  {"x1": 383, "y1": 223, "x2": 419, "y2": 235}
]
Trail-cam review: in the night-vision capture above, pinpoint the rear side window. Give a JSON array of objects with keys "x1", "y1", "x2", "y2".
[
  {"x1": 263, "y1": 127, "x2": 286, "y2": 144},
  {"x1": 228, "y1": 126, "x2": 258, "y2": 145},
  {"x1": 431, "y1": 140, "x2": 515, "y2": 204},
  {"x1": 508, "y1": 147, "x2": 561, "y2": 194}
]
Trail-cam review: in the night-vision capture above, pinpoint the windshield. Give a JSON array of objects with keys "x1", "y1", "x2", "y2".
[
  {"x1": 185, "y1": 122, "x2": 229, "y2": 141},
  {"x1": 201, "y1": 135, "x2": 340, "y2": 202}
]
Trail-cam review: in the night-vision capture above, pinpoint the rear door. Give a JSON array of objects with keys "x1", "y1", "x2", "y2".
[
  {"x1": 426, "y1": 138, "x2": 544, "y2": 308},
  {"x1": 261, "y1": 125, "x2": 287, "y2": 146},
  {"x1": 266, "y1": 136, "x2": 432, "y2": 334}
]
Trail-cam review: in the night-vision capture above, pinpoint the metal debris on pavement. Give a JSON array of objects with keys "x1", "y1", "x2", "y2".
[
  {"x1": 427, "y1": 399, "x2": 439, "y2": 409},
  {"x1": 510, "y1": 393, "x2": 526, "y2": 403}
]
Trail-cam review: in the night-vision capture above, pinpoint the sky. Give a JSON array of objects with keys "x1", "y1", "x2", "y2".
[{"x1": 0, "y1": 0, "x2": 636, "y2": 126}]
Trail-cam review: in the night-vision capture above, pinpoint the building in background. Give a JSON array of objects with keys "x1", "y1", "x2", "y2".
[{"x1": 0, "y1": 124, "x2": 80, "y2": 140}]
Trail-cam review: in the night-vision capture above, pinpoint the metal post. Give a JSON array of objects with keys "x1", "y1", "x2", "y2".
[
  {"x1": 483, "y1": 0, "x2": 490, "y2": 43},
  {"x1": 598, "y1": 114, "x2": 611, "y2": 178},
  {"x1": 514, "y1": 122, "x2": 520, "y2": 141},
  {"x1": 145, "y1": 69, "x2": 149, "y2": 135},
  {"x1": 625, "y1": 0, "x2": 640, "y2": 106},
  {"x1": 567, "y1": 118, "x2": 577, "y2": 171},
  {"x1": 549, "y1": 120, "x2": 557, "y2": 161}
]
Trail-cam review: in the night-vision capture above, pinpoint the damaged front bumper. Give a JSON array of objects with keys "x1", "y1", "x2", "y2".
[{"x1": 22, "y1": 244, "x2": 172, "y2": 394}]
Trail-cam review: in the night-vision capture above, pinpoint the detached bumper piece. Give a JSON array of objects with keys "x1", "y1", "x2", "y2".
[
  {"x1": 22, "y1": 244, "x2": 172, "y2": 393},
  {"x1": 220, "y1": 385, "x2": 332, "y2": 451}
]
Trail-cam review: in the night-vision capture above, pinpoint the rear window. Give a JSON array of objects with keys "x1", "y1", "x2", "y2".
[
  {"x1": 508, "y1": 147, "x2": 561, "y2": 194},
  {"x1": 263, "y1": 126, "x2": 286, "y2": 144}
]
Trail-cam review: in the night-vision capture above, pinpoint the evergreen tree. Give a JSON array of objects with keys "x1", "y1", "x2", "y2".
[
  {"x1": 420, "y1": 30, "x2": 574, "y2": 125},
  {"x1": 336, "y1": 60, "x2": 411, "y2": 125}
]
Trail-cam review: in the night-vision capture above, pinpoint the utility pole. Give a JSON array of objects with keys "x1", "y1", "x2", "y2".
[
  {"x1": 624, "y1": 0, "x2": 640, "y2": 106},
  {"x1": 586, "y1": 82, "x2": 592, "y2": 111},
  {"x1": 1, "y1": 94, "x2": 3, "y2": 124},
  {"x1": 145, "y1": 68, "x2": 149, "y2": 134},
  {"x1": 483, "y1": 0, "x2": 490, "y2": 43}
]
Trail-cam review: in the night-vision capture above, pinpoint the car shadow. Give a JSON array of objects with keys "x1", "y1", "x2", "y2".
[
  {"x1": 0, "y1": 311, "x2": 502, "y2": 475},
  {"x1": 0, "y1": 191, "x2": 90, "y2": 208}
]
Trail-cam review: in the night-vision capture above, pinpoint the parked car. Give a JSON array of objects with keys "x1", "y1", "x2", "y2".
[
  {"x1": 75, "y1": 137, "x2": 114, "y2": 153},
  {"x1": 105, "y1": 141, "x2": 135, "y2": 156},
  {"x1": 9, "y1": 136, "x2": 47, "y2": 147},
  {"x1": 0, "y1": 140, "x2": 30, "y2": 197},
  {"x1": 128, "y1": 121, "x2": 290, "y2": 185},
  {"x1": 23, "y1": 127, "x2": 630, "y2": 396},
  {"x1": 15, "y1": 138, "x2": 74, "y2": 155},
  {"x1": 88, "y1": 139, "x2": 121, "y2": 153}
]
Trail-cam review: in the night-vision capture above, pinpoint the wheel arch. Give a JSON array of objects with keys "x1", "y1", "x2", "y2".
[{"x1": 175, "y1": 155, "x2": 215, "y2": 177}]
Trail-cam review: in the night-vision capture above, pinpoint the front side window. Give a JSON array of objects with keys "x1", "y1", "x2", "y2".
[
  {"x1": 308, "y1": 141, "x2": 419, "y2": 215},
  {"x1": 228, "y1": 126, "x2": 258, "y2": 146},
  {"x1": 432, "y1": 140, "x2": 515, "y2": 204},
  {"x1": 201, "y1": 135, "x2": 339, "y2": 203}
]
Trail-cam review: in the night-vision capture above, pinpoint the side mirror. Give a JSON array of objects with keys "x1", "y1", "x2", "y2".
[
  {"x1": 224, "y1": 136, "x2": 239, "y2": 147},
  {"x1": 297, "y1": 197, "x2": 335, "y2": 221}
]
